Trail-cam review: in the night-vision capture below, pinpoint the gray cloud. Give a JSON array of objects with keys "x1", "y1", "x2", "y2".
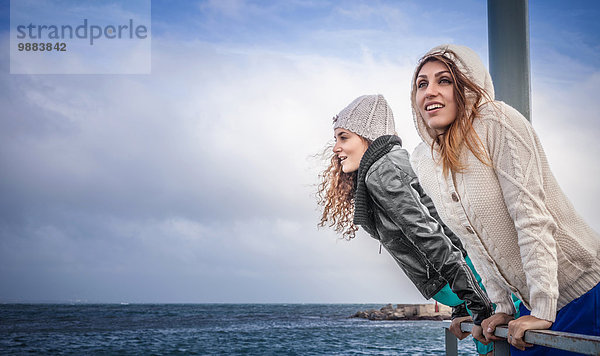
[{"x1": 0, "y1": 34, "x2": 426, "y2": 303}]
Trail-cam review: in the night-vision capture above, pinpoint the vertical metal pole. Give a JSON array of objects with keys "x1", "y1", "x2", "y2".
[
  {"x1": 495, "y1": 340, "x2": 511, "y2": 356},
  {"x1": 487, "y1": 0, "x2": 532, "y2": 122},
  {"x1": 445, "y1": 328, "x2": 458, "y2": 356}
]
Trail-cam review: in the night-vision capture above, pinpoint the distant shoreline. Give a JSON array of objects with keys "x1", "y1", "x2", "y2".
[{"x1": 351, "y1": 303, "x2": 452, "y2": 321}]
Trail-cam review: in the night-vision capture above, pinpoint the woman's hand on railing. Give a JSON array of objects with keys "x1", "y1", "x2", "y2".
[
  {"x1": 507, "y1": 315, "x2": 553, "y2": 351},
  {"x1": 472, "y1": 324, "x2": 488, "y2": 344},
  {"x1": 482, "y1": 312, "x2": 514, "y2": 342},
  {"x1": 449, "y1": 315, "x2": 472, "y2": 339}
]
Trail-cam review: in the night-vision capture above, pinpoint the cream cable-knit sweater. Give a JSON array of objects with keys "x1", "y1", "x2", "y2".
[{"x1": 410, "y1": 44, "x2": 600, "y2": 322}]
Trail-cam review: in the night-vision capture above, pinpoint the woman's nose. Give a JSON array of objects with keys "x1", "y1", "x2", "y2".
[
  {"x1": 333, "y1": 142, "x2": 341, "y2": 153},
  {"x1": 425, "y1": 83, "x2": 438, "y2": 97}
]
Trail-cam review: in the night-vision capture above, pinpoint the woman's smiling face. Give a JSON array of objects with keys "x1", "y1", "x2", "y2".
[
  {"x1": 415, "y1": 59, "x2": 458, "y2": 135},
  {"x1": 332, "y1": 128, "x2": 369, "y2": 173}
]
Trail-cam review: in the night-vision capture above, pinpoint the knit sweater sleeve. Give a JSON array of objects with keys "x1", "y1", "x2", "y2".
[
  {"x1": 484, "y1": 103, "x2": 559, "y2": 322},
  {"x1": 478, "y1": 266, "x2": 516, "y2": 316}
]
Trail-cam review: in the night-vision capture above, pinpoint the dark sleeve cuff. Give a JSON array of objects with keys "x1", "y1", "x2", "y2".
[
  {"x1": 471, "y1": 308, "x2": 492, "y2": 326},
  {"x1": 451, "y1": 302, "x2": 469, "y2": 319}
]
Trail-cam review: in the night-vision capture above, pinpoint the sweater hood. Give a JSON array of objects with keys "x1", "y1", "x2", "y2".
[{"x1": 411, "y1": 44, "x2": 495, "y2": 146}]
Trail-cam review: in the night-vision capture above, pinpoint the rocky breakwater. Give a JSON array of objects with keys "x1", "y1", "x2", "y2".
[{"x1": 351, "y1": 303, "x2": 452, "y2": 321}]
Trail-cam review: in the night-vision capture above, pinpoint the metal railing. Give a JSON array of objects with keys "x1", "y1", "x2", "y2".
[{"x1": 442, "y1": 321, "x2": 600, "y2": 355}]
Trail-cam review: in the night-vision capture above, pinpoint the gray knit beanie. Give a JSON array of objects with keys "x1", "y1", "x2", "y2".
[{"x1": 332, "y1": 94, "x2": 396, "y2": 141}]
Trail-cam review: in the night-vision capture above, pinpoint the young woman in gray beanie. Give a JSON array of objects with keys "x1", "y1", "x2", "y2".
[{"x1": 317, "y1": 94, "x2": 494, "y2": 355}]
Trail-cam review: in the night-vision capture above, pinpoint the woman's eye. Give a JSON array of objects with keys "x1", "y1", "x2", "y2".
[
  {"x1": 417, "y1": 81, "x2": 427, "y2": 89},
  {"x1": 440, "y1": 78, "x2": 452, "y2": 84}
]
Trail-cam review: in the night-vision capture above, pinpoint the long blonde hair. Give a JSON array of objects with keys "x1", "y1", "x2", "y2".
[{"x1": 316, "y1": 137, "x2": 371, "y2": 240}]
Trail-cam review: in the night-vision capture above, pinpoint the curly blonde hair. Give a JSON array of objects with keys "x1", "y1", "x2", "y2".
[{"x1": 316, "y1": 140, "x2": 369, "y2": 240}]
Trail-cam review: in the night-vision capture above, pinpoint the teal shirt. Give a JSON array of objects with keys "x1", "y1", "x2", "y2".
[
  {"x1": 433, "y1": 255, "x2": 481, "y2": 306},
  {"x1": 432, "y1": 255, "x2": 521, "y2": 315},
  {"x1": 432, "y1": 255, "x2": 521, "y2": 355}
]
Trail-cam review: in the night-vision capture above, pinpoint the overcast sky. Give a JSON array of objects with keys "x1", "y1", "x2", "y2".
[{"x1": 1, "y1": 0, "x2": 599, "y2": 303}]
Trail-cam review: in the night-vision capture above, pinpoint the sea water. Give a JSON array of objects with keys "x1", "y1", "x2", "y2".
[{"x1": 0, "y1": 304, "x2": 477, "y2": 355}]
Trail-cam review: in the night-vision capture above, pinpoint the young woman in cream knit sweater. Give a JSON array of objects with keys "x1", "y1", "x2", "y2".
[{"x1": 409, "y1": 44, "x2": 600, "y2": 354}]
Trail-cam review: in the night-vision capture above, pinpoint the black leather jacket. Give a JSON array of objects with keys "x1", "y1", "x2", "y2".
[{"x1": 353, "y1": 135, "x2": 493, "y2": 325}]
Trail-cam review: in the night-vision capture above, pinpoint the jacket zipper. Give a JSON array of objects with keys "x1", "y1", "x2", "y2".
[{"x1": 461, "y1": 263, "x2": 493, "y2": 318}]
